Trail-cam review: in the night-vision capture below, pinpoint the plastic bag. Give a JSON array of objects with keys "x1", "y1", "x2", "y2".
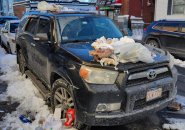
[
  {"x1": 43, "y1": 114, "x2": 63, "y2": 130},
  {"x1": 37, "y1": 1, "x2": 62, "y2": 11},
  {"x1": 116, "y1": 42, "x2": 154, "y2": 63}
]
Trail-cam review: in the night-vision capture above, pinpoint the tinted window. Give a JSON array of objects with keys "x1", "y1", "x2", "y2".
[
  {"x1": 4, "y1": 22, "x2": 9, "y2": 30},
  {"x1": 10, "y1": 23, "x2": 19, "y2": 33},
  {"x1": 153, "y1": 23, "x2": 163, "y2": 30},
  {"x1": 162, "y1": 22, "x2": 179, "y2": 32},
  {"x1": 35, "y1": 18, "x2": 51, "y2": 41},
  {"x1": 19, "y1": 17, "x2": 28, "y2": 29},
  {"x1": 25, "y1": 18, "x2": 38, "y2": 34},
  {"x1": 58, "y1": 16, "x2": 123, "y2": 42},
  {"x1": 0, "y1": 18, "x2": 17, "y2": 24}
]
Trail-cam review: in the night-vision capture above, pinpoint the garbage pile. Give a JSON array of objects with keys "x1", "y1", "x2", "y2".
[
  {"x1": 37, "y1": 1, "x2": 73, "y2": 12},
  {"x1": 89, "y1": 36, "x2": 154, "y2": 69}
]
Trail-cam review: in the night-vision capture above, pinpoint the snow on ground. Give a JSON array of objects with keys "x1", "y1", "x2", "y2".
[
  {"x1": 174, "y1": 58, "x2": 185, "y2": 68},
  {"x1": 0, "y1": 47, "x2": 70, "y2": 130},
  {"x1": 162, "y1": 95, "x2": 185, "y2": 130}
]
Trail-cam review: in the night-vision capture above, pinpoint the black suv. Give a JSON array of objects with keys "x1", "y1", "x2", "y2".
[
  {"x1": 143, "y1": 20, "x2": 185, "y2": 59},
  {"x1": 16, "y1": 11, "x2": 177, "y2": 129}
]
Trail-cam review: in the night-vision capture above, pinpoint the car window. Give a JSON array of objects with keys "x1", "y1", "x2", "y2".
[
  {"x1": 0, "y1": 18, "x2": 17, "y2": 24},
  {"x1": 35, "y1": 18, "x2": 51, "y2": 41},
  {"x1": 10, "y1": 23, "x2": 19, "y2": 33},
  {"x1": 19, "y1": 17, "x2": 28, "y2": 29},
  {"x1": 162, "y1": 22, "x2": 179, "y2": 32},
  {"x1": 153, "y1": 22, "x2": 163, "y2": 30},
  {"x1": 25, "y1": 17, "x2": 38, "y2": 35},
  {"x1": 4, "y1": 22, "x2": 9, "y2": 30},
  {"x1": 58, "y1": 16, "x2": 123, "y2": 42}
]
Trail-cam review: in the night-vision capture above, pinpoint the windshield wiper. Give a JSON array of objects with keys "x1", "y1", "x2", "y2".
[{"x1": 62, "y1": 39, "x2": 93, "y2": 43}]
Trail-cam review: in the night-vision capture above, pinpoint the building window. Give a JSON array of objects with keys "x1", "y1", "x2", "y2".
[{"x1": 173, "y1": 0, "x2": 185, "y2": 14}]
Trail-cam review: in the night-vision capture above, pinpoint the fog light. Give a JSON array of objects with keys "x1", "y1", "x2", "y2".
[
  {"x1": 96, "y1": 104, "x2": 108, "y2": 112},
  {"x1": 96, "y1": 103, "x2": 121, "y2": 112}
]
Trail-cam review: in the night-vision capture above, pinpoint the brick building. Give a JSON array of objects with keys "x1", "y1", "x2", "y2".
[{"x1": 120, "y1": 0, "x2": 155, "y2": 23}]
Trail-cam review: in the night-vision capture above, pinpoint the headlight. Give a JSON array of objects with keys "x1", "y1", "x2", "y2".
[
  {"x1": 79, "y1": 65, "x2": 118, "y2": 84},
  {"x1": 169, "y1": 54, "x2": 175, "y2": 69}
]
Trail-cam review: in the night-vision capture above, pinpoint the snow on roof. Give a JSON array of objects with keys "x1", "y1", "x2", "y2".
[{"x1": 8, "y1": 20, "x2": 20, "y2": 23}]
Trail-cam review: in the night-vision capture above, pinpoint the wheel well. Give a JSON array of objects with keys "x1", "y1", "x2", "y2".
[
  {"x1": 50, "y1": 72, "x2": 62, "y2": 86},
  {"x1": 16, "y1": 44, "x2": 21, "y2": 63}
]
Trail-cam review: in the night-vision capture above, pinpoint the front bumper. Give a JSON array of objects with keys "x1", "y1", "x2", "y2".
[
  {"x1": 74, "y1": 67, "x2": 177, "y2": 126},
  {"x1": 84, "y1": 94, "x2": 175, "y2": 126}
]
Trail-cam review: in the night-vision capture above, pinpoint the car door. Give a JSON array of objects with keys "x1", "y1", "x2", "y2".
[
  {"x1": 31, "y1": 16, "x2": 53, "y2": 84},
  {"x1": 159, "y1": 22, "x2": 180, "y2": 53},
  {"x1": 174, "y1": 23, "x2": 185, "y2": 58},
  {"x1": 1, "y1": 22, "x2": 9, "y2": 46},
  {"x1": 20, "y1": 17, "x2": 39, "y2": 71}
]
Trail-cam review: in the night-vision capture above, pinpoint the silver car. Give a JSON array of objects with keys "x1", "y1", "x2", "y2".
[{"x1": 1, "y1": 20, "x2": 20, "y2": 54}]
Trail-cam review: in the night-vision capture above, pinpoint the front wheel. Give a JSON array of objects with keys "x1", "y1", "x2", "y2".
[{"x1": 52, "y1": 79, "x2": 91, "y2": 130}]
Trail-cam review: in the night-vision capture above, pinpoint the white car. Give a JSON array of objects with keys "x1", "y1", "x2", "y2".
[{"x1": 1, "y1": 20, "x2": 19, "y2": 54}]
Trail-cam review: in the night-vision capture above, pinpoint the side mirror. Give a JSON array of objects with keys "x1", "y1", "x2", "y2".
[
  {"x1": 34, "y1": 33, "x2": 49, "y2": 41},
  {"x1": 2, "y1": 28, "x2": 8, "y2": 33}
]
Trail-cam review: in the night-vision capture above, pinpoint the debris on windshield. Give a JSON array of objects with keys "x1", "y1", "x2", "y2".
[
  {"x1": 89, "y1": 36, "x2": 154, "y2": 69},
  {"x1": 37, "y1": 1, "x2": 73, "y2": 12}
]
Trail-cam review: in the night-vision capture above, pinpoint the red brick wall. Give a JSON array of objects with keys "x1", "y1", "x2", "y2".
[
  {"x1": 120, "y1": 0, "x2": 155, "y2": 23},
  {"x1": 13, "y1": 5, "x2": 26, "y2": 19},
  {"x1": 121, "y1": 0, "x2": 129, "y2": 15}
]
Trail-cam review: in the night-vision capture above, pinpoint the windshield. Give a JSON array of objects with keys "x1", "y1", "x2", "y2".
[
  {"x1": 10, "y1": 23, "x2": 19, "y2": 33},
  {"x1": 57, "y1": 16, "x2": 123, "y2": 43},
  {"x1": 0, "y1": 18, "x2": 17, "y2": 25}
]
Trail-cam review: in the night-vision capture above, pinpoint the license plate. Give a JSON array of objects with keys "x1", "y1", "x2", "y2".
[{"x1": 146, "y1": 88, "x2": 162, "y2": 102}]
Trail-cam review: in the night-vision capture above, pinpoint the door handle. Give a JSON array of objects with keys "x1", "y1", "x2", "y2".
[{"x1": 31, "y1": 42, "x2": 35, "y2": 47}]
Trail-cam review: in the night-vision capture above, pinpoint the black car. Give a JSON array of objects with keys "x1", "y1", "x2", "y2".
[
  {"x1": 16, "y1": 11, "x2": 177, "y2": 129},
  {"x1": 143, "y1": 20, "x2": 185, "y2": 59}
]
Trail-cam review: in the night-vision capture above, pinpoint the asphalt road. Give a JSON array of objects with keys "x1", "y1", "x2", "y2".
[{"x1": 0, "y1": 65, "x2": 184, "y2": 130}]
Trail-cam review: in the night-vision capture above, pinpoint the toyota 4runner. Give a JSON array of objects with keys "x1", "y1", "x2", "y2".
[{"x1": 16, "y1": 11, "x2": 177, "y2": 129}]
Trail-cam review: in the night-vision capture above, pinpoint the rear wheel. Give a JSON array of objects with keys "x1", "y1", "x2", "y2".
[
  {"x1": 17, "y1": 49, "x2": 26, "y2": 75},
  {"x1": 7, "y1": 43, "x2": 12, "y2": 54},
  {"x1": 52, "y1": 79, "x2": 91, "y2": 130},
  {"x1": 146, "y1": 39, "x2": 159, "y2": 48}
]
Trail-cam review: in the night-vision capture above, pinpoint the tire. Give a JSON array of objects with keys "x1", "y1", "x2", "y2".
[
  {"x1": 146, "y1": 39, "x2": 159, "y2": 48},
  {"x1": 52, "y1": 79, "x2": 91, "y2": 130},
  {"x1": 7, "y1": 43, "x2": 12, "y2": 54},
  {"x1": 17, "y1": 49, "x2": 26, "y2": 75}
]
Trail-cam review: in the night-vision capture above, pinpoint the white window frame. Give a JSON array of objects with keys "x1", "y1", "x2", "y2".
[{"x1": 172, "y1": 0, "x2": 185, "y2": 15}]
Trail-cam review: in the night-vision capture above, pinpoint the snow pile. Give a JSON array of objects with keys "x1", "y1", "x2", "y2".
[
  {"x1": 37, "y1": 1, "x2": 73, "y2": 12},
  {"x1": 0, "y1": 47, "x2": 63, "y2": 130},
  {"x1": 163, "y1": 95, "x2": 185, "y2": 130},
  {"x1": 163, "y1": 118, "x2": 185, "y2": 130},
  {"x1": 174, "y1": 58, "x2": 185, "y2": 68}
]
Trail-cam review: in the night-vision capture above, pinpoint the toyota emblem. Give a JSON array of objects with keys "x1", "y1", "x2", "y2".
[{"x1": 147, "y1": 69, "x2": 157, "y2": 80}]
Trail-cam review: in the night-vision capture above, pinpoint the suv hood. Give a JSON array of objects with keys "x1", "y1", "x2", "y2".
[{"x1": 61, "y1": 43, "x2": 170, "y2": 66}]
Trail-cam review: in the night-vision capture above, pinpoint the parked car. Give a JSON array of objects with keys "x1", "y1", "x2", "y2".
[
  {"x1": 0, "y1": 16, "x2": 18, "y2": 34},
  {"x1": 16, "y1": 11, "x2": 177, "y2": 130},
  {"x1": 1, "y1": 20, "x2": 19, "y2": 54},
  {"x1": 143, "y1": 20, "x2": 185, "y2": 59},
  {"x1": 0, "y1": 16, "x2": 18, "y2": 28}
]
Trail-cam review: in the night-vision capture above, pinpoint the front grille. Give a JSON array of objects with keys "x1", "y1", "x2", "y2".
[
  {"x1": 126, "y1": 67, "x2": 172, "y2": 86},
  {"x1": 133, "y1": 91, "x2": 169, "y2": 110}
]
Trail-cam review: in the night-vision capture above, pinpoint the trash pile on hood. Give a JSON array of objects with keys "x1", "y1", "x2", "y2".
[
  {"x1": 37, "y1": 1, "x2": 73, "y2": 12},
  {"x1": 89, "y1": 36, "x2": 154, "y2": 69}
]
